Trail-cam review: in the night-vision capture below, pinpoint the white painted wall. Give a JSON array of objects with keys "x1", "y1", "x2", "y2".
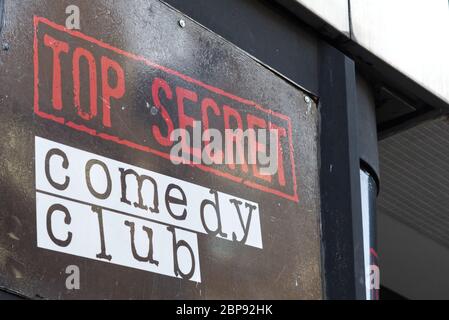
[
  {"x1": 293, "y1": 0, "x2": 449, "y2": 105},
  {"x1": 351, "y1": 0, "x2": 449, "y2": 105},
  {"x1": 379, "y1": 213, "x2": 449, "y2": 299},
  {"x1": 294, "y1": 0, "x2": 350, "y2": 34}
]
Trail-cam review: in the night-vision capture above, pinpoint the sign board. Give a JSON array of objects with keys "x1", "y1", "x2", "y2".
[{"x1": 0, "y1": 0, "x2": 322, "y2": 299}]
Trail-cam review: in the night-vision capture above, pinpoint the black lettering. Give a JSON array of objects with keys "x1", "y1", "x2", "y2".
[
  {"x1": 45, "y1": 148, "x2": 70, "y2": 190},
  {"x1": 85, "y1": 159, "x2": 112, "y2": 199},
  {"x1": 119, "y1": 168, "x2": 159, "y2": 213},
  {"x1": 200, "y1": 189, "x2": 227, "y2": 237},
  {"x1": 124, "y1": 220, "x2": 159, "y2": 266},
  {"x1": 167, "y1": 226, "x2": 195, "y2": 280},
  {"x1": 46, "y1": 203, "x2": 72, "y2": 247},
  {"x1": 165, "y1": 184, "x2": 187, "y2": 220},
  {"x1": 229, "y1": 199, "x2": 256, "y2": 244},
  {"x1": 91, "y1": 206, "x2": 112, "y2": 261}
]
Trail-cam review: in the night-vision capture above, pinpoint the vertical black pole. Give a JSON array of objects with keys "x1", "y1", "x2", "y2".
[{"x1": 319, "y1": 44, "x2": 366, "y2": 299}]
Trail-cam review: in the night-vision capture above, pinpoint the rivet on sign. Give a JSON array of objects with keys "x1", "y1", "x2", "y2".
[
  {"x1": 304, "y1": 96, "x2": 311, "y2": 104},
  {"x1": 304, "y1": 96, "x2": 312, "y2": 114},
  {"x1": 178, "y1": 19, "x2": 186, "y2": 28},
  {"x1": 150, "y1": 106, "x2": 158, "y2": 116}
]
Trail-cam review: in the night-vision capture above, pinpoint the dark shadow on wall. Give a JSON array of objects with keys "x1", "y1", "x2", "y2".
[{"x1": 380, "y1": 286, "x2": 407, "y2": 300}]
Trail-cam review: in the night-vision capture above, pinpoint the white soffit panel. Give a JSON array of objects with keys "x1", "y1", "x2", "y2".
[
  {"x1": 378, "y1": 117, "x2": 449, "y2": 249},
  {"x1": 350, "y1": 0, "x2": 449, "y2": 104},
  {"x1": 294, "y1": 0, "x2": 350, "y2": 34}
]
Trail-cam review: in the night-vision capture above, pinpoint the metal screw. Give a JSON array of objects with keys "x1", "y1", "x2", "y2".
[
  {"x1": 2, "y1": 43, "x2": 10, "y2": 51},
  {"x1": 150, "y1": 106, "x2": 158, "y2": 116},
  {"x1": 304, "y1": 96, "x2": 311, "y2": 104},
  {"x1": 178, "y1": 19, "x2": 186, "y2": 28},
  {"x1": 304, "y1": 95, "x2": 313, "y2": 114}
]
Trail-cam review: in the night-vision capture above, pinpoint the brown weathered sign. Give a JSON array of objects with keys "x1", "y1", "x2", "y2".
[{"x1": 0, "y1": 0, "x2": 322, "y2": 299}]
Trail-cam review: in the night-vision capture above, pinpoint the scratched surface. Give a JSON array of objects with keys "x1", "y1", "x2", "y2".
[{"x1": 0, "y1": 0, "x2": 322, "y2": 299}]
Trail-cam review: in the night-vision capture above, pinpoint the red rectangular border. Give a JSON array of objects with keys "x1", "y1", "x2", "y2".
[{"x1": 33, "y1": 16, "x2": 299, "y2": 203}]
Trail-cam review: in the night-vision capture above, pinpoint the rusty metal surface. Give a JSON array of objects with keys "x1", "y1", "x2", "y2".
[{"x1": 0, "y1": 0, "x2": 322, "y2": 299}]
